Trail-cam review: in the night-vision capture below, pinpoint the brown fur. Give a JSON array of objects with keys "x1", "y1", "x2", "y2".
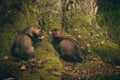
[
  {"x1": 12, "y1": 26, "x2": 44, "y2": 60},
  {"x1": 50, "y1": 28, "x2": 83, "y2": 62}
]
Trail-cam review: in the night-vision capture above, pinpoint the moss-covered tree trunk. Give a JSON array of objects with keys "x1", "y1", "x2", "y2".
[
  {"x1": 36, "y1": 0, "x2": 62, "y2": 30},
  {"x1": 0, "y1": 0, "x2": 120, "y2": 80},
  {"x1": 62, "y1": 0, "x2": 98, "y2": 27}
]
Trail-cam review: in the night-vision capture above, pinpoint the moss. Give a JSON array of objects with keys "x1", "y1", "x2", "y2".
[
  {"x1": 63, "y1": 13, "x2": 90, "y2": 33},
  {"x1": 0, "y1": 0, "x2": 38, "y2": 56},
  {"x1": 0, "y1": 24, "x2": 16, "y2": 57},
  {"x1": 0, "y1": 1, "x2": 62, "y2": 80},
  {"x1": 0, "y1": 53, "x2": 62, "y2": 80},
  {"x1": 96, "y1": 41, "x2": 120, "y2": 65},
  {"x1": 42, "y1": 15, "x2": 61, "y2": 31},
  {"x1": 0, "y1": 0, "x2": 120, "y2": 80},
  {"x1": 0, "y1": 1, "x2": 62, "y2": 79},
  {"x1": 62, "y1": 10, "x2": 120, "y2": 65},
  {"x1": 97, "y1": 0, "x2": 120, "y2": 45},
  {"x1": 34, "y1": 34, "x2": 63, "y2": 79}
]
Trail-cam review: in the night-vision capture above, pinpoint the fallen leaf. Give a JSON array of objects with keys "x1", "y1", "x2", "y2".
[
  {"x1": 4, "y1": 56, "x2": 9, "y2": 60},
  {"x1": 115, "y1": 66, "x2": 120, "y2": 69},
  {"x1": 20, "y1": 65, "x2": 26, "y2": 70}
]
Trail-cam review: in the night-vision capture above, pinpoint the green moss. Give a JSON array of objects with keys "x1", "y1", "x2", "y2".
[
  {"x1": 0, "y1": 1, "x2": 63, "y2": 79},
  {"x1": 96, "y1": 41, "x2": 120, "y2": 65},
  {"x1": 63, "y1": 13, "x2": 90, "y2": 33},
  {"x1": 0, "y1": 0, "x2": 120, "y2": 80},
  {"x1": 0, "y1": 24, "x2": 16, "y2": 57},
  {"x1": 97, "y1": 0, "x2": 120, "y2": 45},
  {"x1": 0, "y1": 0, "x2": 38, "y2": 56},
  {"x1": 43, "y1": 15, "x2": 61, "y2": 31},
  {"x1": 31, "y1": 40, "x2": 62, "y2": 80}
]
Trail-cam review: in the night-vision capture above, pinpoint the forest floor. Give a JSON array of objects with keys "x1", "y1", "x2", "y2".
[
  {"x1": 1, "y1": 54, "x2": 120, "y2": 80},
  {"x1": 61, "y1": 54, "x2": 120, "y2": 80}
]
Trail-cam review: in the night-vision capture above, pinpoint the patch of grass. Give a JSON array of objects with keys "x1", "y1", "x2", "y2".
[
  {"x1": 97, "y1": 0, "x2": 120, "y2": 45},
  {"x1": 96, "y1": 41, "x2": 120, "y2": 65}
]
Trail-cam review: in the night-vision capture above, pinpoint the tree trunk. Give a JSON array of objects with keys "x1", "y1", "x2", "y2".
[{"x1": 0, "y1": 0, "x2": 120, "y2": 80}]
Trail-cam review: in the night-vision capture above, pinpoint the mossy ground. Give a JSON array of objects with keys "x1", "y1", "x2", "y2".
[{"x1": 0, "y1": 0, "x2": 120, "y2": 80}]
